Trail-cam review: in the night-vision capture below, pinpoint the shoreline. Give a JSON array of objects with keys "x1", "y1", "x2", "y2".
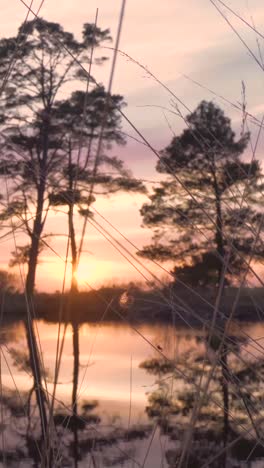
[{"x1": 1, "y1": 285, "x2": 264, "y2": 326}]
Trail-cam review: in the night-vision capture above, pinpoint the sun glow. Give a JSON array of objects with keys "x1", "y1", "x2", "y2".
[
  {"x1": 39, "y1": 258, "x2": 118, "y2": 292},
  {"x1": 72, "y1": 265, "x2": 92, "y2": 286},
  {"x1": 70, "y1": 259, "x2": 104, "y2": 288},
  {"x1": 73, "y1": 259, "x2": 129, "y2": 289}
]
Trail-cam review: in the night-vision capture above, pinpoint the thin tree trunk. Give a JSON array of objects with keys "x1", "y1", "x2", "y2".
[
  {"x1": 24, "y1": 119, "x2": 50, "y2": 463},
  {"x1": 68, "y1": 143, "x2": 79, "y2": 294},
  {"x1": 68, "y1": 201, "x2": 78, "y2": 294},
  {"x1": 211, "y1": 162, "x2": 225, "y2": 284},
  {"x1": 25, "y1": 218, "x2": 48, "y2": 441},
  {"x1": 212, "y1": 161, "x2": 229, "y2": 465},
  {"x1": 67, "y1": 143, "x2": 81, "y2": 465}
]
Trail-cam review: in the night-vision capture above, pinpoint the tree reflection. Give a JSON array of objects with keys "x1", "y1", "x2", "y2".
[
  {"x1": 140, "y1": 330, "x2": 264, "y2": 467},
  {"x1": 72, "y1": 317, "x2": 80, "y2": 467},
  {"x1": 0, "y1": 316, "x2": 152, "y2": 467},
  {"x1": 0, "y1": 381, "x2": 151, "y2": 467}
]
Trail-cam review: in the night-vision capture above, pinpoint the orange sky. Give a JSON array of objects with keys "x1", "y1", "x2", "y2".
[{"x1": 1, "y1": 0, "x2": 264, "y2": 291}]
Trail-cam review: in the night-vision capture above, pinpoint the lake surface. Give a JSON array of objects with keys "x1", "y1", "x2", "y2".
[
  {"x1": 1, "y1": 319, "x2": 264, "y2": 467},
  {"x1": 2, "y1": 320, "x2": 182, "y2": 420}
]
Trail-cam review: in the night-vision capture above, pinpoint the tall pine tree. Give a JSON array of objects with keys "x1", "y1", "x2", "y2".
[{"x1": 139, "y1": 101, "x2": 264, "y2": 287}]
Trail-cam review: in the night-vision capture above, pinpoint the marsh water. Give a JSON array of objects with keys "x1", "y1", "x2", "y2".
[{"x1": 1, "y1": 319, "x2": 264, "y2": 467}]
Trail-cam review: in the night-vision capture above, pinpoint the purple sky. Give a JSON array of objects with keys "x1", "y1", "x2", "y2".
[{"x1": 1, "y1": 0, "x2": 264, "y2": 291}]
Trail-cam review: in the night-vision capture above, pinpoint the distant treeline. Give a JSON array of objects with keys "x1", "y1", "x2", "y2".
[{"x1": 2, "y1": 284, "x2": 264, "y2": 324}]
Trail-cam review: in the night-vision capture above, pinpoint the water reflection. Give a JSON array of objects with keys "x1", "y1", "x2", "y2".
[
  {"x1": 141, "y1": 327, "x2": 264, "y2": 467},
  {"x1": 1, "y1": 319, "x2": 264, "y2": 466}
]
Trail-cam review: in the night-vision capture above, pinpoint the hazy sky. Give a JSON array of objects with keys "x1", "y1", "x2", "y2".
[{"x1": 1, "y1": 0, "x2": 264, "y2": 291}]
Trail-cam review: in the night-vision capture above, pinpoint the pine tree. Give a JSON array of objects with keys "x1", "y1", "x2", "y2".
[
  {"x1": 49, "y1": 87, "x2": 145, "y2": 292},
  {"x1": 139, "y1": 101, "x2": 264, "y2": 287},
  {"x1": 0, "y1": 17, "x2": 112, "y2": 456}
]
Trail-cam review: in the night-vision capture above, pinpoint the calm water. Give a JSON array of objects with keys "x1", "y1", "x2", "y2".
[
  {"x1": 1, "y1": 319, "x2": 264, "y2": 467},
  {"x1": 2, "y1": 320, "x2": 182, "y2": 421}
]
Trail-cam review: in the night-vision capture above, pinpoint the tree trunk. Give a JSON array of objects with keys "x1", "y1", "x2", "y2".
[
  {"x1": 69, "y1": 198, "x2": 80, "y2": 465},
  {"x1": 25, "y1": 230, "x2": 48, "y2": 442},
  {"x1": 212, "y1": 164, "x2": 225, "y2": 284},
  {"x1": 67, "y1": 144, "x2": 79, "y2": 295},
  {"x1": 68, "y1": 202, "x2": 79, "y2": 294},
  {"x1": 24, "y1": 119, "x2": 50, "y2": 462},
  {"x1": 68, "y1": 168, "x2": 80, "y2": 464}
]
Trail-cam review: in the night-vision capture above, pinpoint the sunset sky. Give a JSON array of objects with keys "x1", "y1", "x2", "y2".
[{"x1": 1, "y1": 0, "x2": 264, "y2": 291}]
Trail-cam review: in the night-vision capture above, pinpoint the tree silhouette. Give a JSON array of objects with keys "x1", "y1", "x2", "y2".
[
  {"x1": 49, "y1": 86, "x2": 145, "y2": 292},
  {"x1": 0, "y1": 17, "x2": 145, "y2": 458},
  {"x1": 0, "y1": 17, "x2": 112, "y2": 457},
  {"x1": 45, "y1": 86, "x2": 145, "y2": 468},
  {"x1": 0, "y1": 269, "x2": 18, "y2": 293},
  {"x1": 138, "y1": 101, "x2": 263, "y2": 287},
  {"x1": 0, "y1": 18, "x2": 111, "y2": 295},
  {"x1": 140, "y1": 332, "x2": 264, "y2": 467}
]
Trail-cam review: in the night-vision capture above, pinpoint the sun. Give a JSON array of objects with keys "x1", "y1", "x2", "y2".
[
  {"x1": 73, "y1": 265, "x2": 91, "y2": 286},
  {"x1": 71, "y1": 260, "x2": 106, "y2": 287}
]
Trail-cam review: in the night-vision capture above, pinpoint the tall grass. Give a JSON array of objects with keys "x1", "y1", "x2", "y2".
[{"x1": 1, "y1": 1, "x2": 264, "y2": 467}]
